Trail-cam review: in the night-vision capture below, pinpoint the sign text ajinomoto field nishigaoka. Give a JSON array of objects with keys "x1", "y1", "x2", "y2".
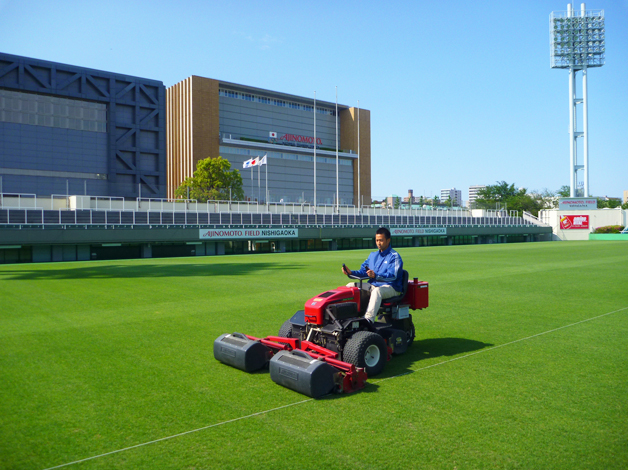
[
  {"x1": 200, "y1": 229, "x2": 299, "y2": 240},
  {"x1": 390, "y1": 227, "x2": 447, "y2": 236},
  {"x1": 199, "y1": 227, "x2": 447, "y2": 240}
]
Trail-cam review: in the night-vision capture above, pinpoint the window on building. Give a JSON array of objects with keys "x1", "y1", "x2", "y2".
[{"x1": 219, "y1": 88, "x2": 334, "y2": 115}]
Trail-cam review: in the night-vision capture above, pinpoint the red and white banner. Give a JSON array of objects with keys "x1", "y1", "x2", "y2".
[{"x1": 560, "y1": 215, "x2": 589, "y2": 230}]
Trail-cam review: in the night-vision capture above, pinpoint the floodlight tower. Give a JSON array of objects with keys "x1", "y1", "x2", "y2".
[{"x1": 550, "y1": 3, "x2": 605, "y2": 197}]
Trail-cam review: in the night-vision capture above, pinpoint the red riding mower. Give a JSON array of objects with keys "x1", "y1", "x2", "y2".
[{"x1": 214, "y1": 269, "x2": 429, "y2": 398}]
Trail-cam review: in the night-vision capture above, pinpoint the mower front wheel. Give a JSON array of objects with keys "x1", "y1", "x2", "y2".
[
  {"x1": 278, "y1": 320, "x2": 293, "y2": 338},
  {"x1": 343, "y1": 331, "x2": 387, "y2": 377}
]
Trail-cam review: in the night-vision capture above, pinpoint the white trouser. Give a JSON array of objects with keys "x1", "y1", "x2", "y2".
[{"x1": 347, "y1": 282, "x2": 401, "y2": 321}]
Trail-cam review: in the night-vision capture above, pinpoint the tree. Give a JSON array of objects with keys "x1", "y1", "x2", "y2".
[
  {"x1": 393, "y1": 196, "x2": 401, "y2": 209},
  {"x1": 596, "y1": 198, "x2": 621, "y2": 209},
  {"x1": 537, "y1": 188, "x2": 558, "y2": 209},
  {"x1": 476, "y1": 181, "x2": 520, "y2": 206},
  {"x1": 175, "y1": 157, "x2": 244, "y2": 202},
  {"x1": 556, "y1": 185, "x2": 626, "y2": 209},
  {"x1": 475, "y1": 181, "x2": 546, "y2": 216},
  {"x1": 557, "y1": 185, "x2": 570, "y2": 198}
]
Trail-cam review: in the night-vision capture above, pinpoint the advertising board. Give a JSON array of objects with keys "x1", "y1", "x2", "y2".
[
  {"x1": 200, "y1": 229, "x2": 299, "y2": 240},
  {"x1": 559, "y1": 215, "x2": 589, "y2": 230},
  {"x1": 558, "y1": 198, "x2": 597, "y2": 210},
  {"x1": 390, "y1": 227, "x2": 447, "y2": 236}
]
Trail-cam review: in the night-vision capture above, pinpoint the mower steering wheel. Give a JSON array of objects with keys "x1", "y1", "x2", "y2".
[{"x1": 345, "y1": 272, "x2": 369, "y2": 289}]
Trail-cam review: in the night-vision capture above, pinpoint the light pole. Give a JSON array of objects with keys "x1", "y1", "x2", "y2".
[
  {"x1": 357, "y1": 100, "x2": 360, "y2": 213},
  {"x1": 313, "y1": 91, "x2": 317, "y2": 211},
  {"x1": 550, "y1": 3, "x2": 605, "y2": 197},
  {"x1": 335, "y1": 86, "x2": 339, "y2": 213}
]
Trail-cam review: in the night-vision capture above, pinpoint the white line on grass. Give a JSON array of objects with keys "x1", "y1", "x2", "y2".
[
  {"x1": 42, "y1": 399, "x2": 313, "y2": 470},
  {"x1": 371, "y1": 305, "x2": 628, "y2": 385},
  {"x1": 42, "y1": 305, "x2": 627, "y2": 470}
]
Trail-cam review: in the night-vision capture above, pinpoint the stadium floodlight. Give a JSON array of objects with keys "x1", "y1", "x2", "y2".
[{"x1": 550, "y1": 3, "x2": 605, "y2": 198}]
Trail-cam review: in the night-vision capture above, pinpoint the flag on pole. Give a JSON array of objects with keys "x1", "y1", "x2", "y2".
[
  {"x1": 254, "y1": 154, "x2": 268, "y2": 203},
  {"x1": 243, "y1": 157, "x2": 260, "y2": 168}
]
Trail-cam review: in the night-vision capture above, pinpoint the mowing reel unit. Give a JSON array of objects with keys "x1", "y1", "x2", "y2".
[
  {"x1": 214, "y1": 333, "x2": 367, "y2": 398},
  {"x1": 214, "y1": 272, "x2": 429, "y2": 398}
]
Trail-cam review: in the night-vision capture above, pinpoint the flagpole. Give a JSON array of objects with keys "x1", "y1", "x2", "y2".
[
  {"x1": 357, "y1": 99, "x2": 360, "y2": 213},
  {"x1": 335, "y1": 86, "x2": 339, "y2": 213},
  {"x1": 258, "y1": 162, "x2": 261, "y2": 203},
  {"x1": 313, "y1": 90, "x2": 317, "y2": 211},
  {"x1": 265, "y1": 155, "x2": 268, "y2": 206}
]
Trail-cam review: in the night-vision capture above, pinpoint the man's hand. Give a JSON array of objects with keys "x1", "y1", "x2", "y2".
[
  {"x1": 342, "y1": 264, "x2": 351, "y2": 275},
  {"x1": 367, "y1": 269, "x2": 376, "y2": 279}
]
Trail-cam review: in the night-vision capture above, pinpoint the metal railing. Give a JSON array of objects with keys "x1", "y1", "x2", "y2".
[
  {"x1": 0, "y1": 207, "x2": 543, "y2": 228},
  {"x1": 0, "y1": 192, "x2": 550, "y2": 228},
  {"x1": 523, "y1": 211, "x2": 550, "y2": 227},
  {"x1": 0, "y1": 193, "x2": 38, "y2": 209}
]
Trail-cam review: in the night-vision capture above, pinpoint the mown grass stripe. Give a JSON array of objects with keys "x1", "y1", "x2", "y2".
[
  {"x1": 41, "y1": 304, "x2": 626, "y2": 470},
  {"x1": 373, "y1": 305, "x2": 628, "y2": 384},
  {"x1": 41, "y1": 399, "x2": 313, "y2": 470}
]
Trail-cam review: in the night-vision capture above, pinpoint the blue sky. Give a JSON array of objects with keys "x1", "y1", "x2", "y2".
[{"x1": 1, "y1": 0, "x2": 626, "y2": 202}]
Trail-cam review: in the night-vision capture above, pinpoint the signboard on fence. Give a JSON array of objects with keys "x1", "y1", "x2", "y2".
[
  {"x1": 199, "y1": 228, "x2": 299, "y2": 240},
  {"x1": 558, "y1": 198, "x2": 597, "y2": 210},
  {"x1": 390, "y1": 227, "x2": 447, "y2": 236},
  {"x1": 559, "y1": 215, "x2": 589, "y2": 230}
]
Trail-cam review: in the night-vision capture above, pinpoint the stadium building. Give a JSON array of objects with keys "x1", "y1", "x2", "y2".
[
  {"x1": 0, "y1": 53, "x2": 553, "y2": 264},
  {"x1": 0, "y1": 52, "x2": 167, "y2": 198},
  {"x1": 166, "y1": 76, "x2": 371, "y2": 206}
]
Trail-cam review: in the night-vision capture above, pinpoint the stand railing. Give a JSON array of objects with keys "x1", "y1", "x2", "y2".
[{"x1": 0, "y1": 207, "x2": 543, "y2": 229}]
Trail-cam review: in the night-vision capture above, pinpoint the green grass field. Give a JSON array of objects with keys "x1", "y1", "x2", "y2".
[{"x1": 1, "y1": 241, "x2": 627, "y2": 469}]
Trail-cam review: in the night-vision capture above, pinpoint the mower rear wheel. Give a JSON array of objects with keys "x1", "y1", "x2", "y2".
[
  {"x1": 343, "y1": 331, "x2": 387, "y2": 376},
  {"x1": 278, "y1": 320, "x2": 293, "y2": 338}
]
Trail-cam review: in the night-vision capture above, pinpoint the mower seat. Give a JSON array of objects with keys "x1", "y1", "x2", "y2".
[{"x1": 380, "y1": 270, "x2": 409, "y2": 309}]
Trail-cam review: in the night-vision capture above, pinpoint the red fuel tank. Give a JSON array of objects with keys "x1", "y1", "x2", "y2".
[{"x1": 403, "y1": 279, "x2": 429, "y2": 310}]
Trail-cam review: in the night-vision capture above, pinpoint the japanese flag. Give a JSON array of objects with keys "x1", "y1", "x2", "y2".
[{"x1": 269, "y1": 131, "x2": 277, "y2": 138}]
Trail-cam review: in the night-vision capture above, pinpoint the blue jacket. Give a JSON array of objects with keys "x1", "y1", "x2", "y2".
[{"x1": 350, "y1": 245, "x2": 404, "y2": 293}]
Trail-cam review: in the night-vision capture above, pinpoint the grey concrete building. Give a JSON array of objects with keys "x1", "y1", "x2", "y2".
[{"x1": 0, "y1": 52, "x2": 167, "y2": 198}]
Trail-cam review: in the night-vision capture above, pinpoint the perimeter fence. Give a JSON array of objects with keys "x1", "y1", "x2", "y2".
[{"x1": 0, "y1": 193, "x2": 547, "y2": 229}]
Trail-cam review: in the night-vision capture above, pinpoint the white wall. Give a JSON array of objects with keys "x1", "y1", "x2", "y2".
[{"x1": 539, "y1": 208, "x2": 627, "y2": 240}]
